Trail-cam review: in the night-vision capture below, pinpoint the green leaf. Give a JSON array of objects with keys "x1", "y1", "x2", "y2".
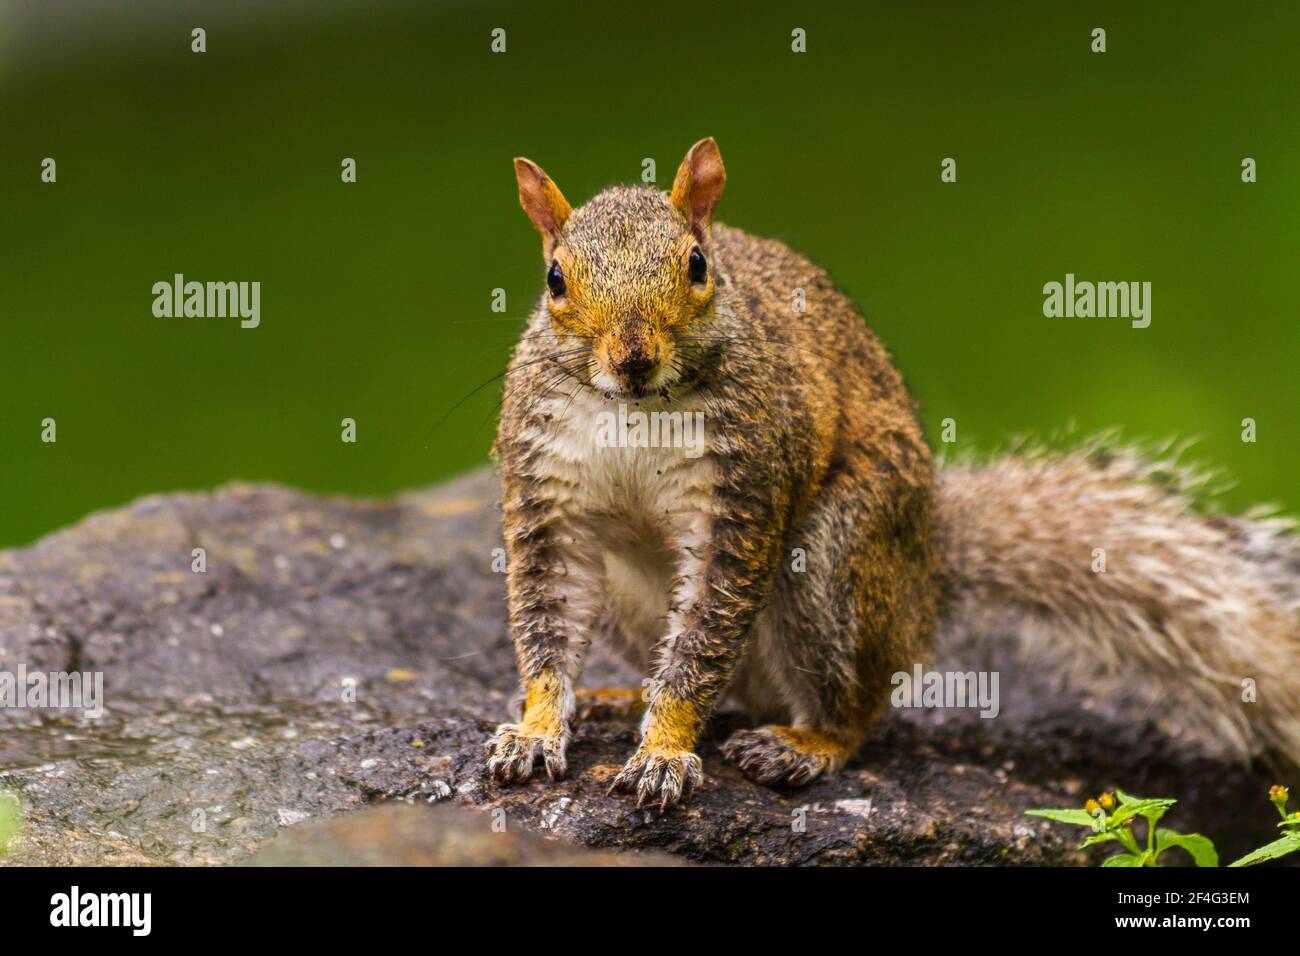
[
  {"x1": 1080, "y1": 831, "x2": 1120, "y2": 849},
  {"x1": 1156, "y1": 829, "x2": 1219, "y2": 867},
  {"x1": 1142, "y1": 804, "x2": 1172, "y2": 828},
  {"x1": 1228, "y1": 832, "x2": 1300, "y2": 868},
  {"x1": 1113, "y1": 788, "x2": 1145, "y2": 806},
  {"x1": 1025, "y1": 808, "x2": 1097, "y2": 828},
  {"x1": 1115, "y1": 826, "x2": 1143, "y2": 855},
  {"x1": 1111, "y1": 799, "x2": 1176, "y2": 827},
  {"x1": 1102, "y1": 852, "x2": 1145, "y2": 867}
]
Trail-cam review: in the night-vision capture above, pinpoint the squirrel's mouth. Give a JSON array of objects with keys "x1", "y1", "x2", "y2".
[
  {"x1": 596, "y1": 380, "x2": 672, "y2": 403},
  {"x1": 591, "y1": 357, "x2": 679, "y2": 400},
  {"x1": 601, "y1": 385, "x2": 671, "y2": 402},
  {"x1": 586, "y1": 336, "x2": 723, "y2": 403}
]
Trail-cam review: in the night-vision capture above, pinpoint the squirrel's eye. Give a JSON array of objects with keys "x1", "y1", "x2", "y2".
[
  {"x1": 688, "y1": 247, "x2": 708, "y2": 284},
  {"x1": 546, "y1": 261, "x2": 566, "y2": 298}
]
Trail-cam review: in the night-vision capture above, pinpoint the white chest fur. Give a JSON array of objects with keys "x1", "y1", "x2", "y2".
[
  {"x1": 524, "y1": 386, "x2": 718, "y2": 665},
  {"x1": 528, "y1": 387, "x2": 717, "y2": 528}
]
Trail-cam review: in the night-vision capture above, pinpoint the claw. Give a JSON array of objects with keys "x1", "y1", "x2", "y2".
[
  {"x1": 720, "y1": 725, "x2": 848, "y2": 788},
  {"x1": 610, "y1": 747, "x2": 702, "y2": 811},
  {"x1": 485, "y1": 723, "x2": 568, "y2": 787}
]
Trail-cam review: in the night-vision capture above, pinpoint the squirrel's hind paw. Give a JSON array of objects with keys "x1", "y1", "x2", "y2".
[
  {"x1": 721, "y1": 726, "x2": 851, "y2": 788},
  {"x1": 575, "y1": 687, "x2": 647, "y2": 722}
]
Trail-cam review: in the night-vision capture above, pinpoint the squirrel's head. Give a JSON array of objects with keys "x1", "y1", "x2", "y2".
[{"x1": 514, "y1": 138, "x2": 726, "y2": 398}]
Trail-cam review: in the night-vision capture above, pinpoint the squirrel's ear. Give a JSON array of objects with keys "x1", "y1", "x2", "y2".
[
  {"x1": 514, "y1": 157, "x2": 571, "y2": 255},
  {"x1": 670, "y1": 137, "x2": 726, "y2": 239}
]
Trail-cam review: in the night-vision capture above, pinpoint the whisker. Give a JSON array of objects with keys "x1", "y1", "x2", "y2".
[{"x1": 423, "y1": 346, "x2": 591, "y2": 447}]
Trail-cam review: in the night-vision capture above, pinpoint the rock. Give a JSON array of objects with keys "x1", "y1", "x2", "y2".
[
  {"x1": 245, "y1": 802, "x2": 680, "y2": 866},
  {"x1": 0, "y1": 469, "x2": 1279, "y2": 866}
]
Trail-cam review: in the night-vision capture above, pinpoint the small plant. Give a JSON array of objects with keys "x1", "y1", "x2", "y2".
[
  {"x1": 1227, "y1": 785, "x2": 1300, "y2": 867},
  {"x1": 1027, "y1": 785, "x2": 1300, "y2": 867},
  {"x1": 1027, "y1": 788, "x2": 1217, "y2": 866},
  {"x1": 0, "y1": 792, "x2": 19, "y2": 859}
]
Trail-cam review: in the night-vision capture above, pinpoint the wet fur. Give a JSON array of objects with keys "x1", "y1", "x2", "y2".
[{"x1": 487, "y1": 149, "x2": 1299, "y2": 809}]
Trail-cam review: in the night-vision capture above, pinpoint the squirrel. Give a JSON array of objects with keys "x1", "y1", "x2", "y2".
[{"x1": 485, "y1": 137, "x2": 1300, "y2": 810}]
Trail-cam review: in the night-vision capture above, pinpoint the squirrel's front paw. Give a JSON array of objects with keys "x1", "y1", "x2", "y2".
[
  {"x1": 485, "y1": 723, "x2": 568, "y2": 785},
  {"x1": 608, "y1": 746, "x2": 703, "y2": 811}
]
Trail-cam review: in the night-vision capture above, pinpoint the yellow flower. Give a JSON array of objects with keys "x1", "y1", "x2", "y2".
[
  {"x1": 1098, "y1": 792, "x2": 1116, "y2": 809},
  {"x1": 1084, "y1": 799, "x2": 1101, "y2": 815},
  {"x1": 1270, "y1": 785, "x2": 1290, "y2": 817}
]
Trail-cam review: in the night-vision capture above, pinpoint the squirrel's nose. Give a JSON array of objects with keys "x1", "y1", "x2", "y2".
[{"x1": 617, "y1": 353, "x2": 655, "y2": 381}]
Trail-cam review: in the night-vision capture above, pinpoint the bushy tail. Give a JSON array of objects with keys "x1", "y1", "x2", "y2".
[{"x1": 935, "y1": 438, "x2": 1300, "y2": 764}]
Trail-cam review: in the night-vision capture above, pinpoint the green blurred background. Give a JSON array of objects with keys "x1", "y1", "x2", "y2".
[{"x1": 1, "y1": 0, "x2": 1295, "y2": 549}]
